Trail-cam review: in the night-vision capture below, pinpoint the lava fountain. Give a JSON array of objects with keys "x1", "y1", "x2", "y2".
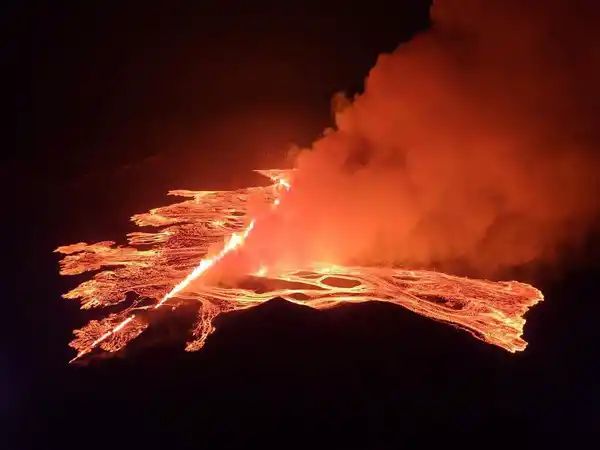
[{"x1": 56, "y1": 169, "x2": 543, "y2": 362}]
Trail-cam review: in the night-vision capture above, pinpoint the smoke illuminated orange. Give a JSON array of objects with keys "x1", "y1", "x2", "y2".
[{"x1": 57, "y1": 170, "x2": 543, "y2": 362}]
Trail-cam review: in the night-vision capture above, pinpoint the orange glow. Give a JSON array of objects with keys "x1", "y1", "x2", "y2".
[
  {"x1": 57, "y1": 170, "x2": 543, "y2": 362},
  {"x1": 253, "y1": 265, "x2": 268, "y2": 277},
  {"x1": 154, "y1": 220, "x2": 255, "y2": 310}
]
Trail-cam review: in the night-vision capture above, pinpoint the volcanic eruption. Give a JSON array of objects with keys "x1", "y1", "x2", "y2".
[
  {"x1": 57, "y1": 0, "x2": 600, "y2": 362},
  {"x1": 57, "y1": 170, "x2": 543, "y2": 361}
]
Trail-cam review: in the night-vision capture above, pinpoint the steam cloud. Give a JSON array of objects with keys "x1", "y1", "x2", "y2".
[{"x1": 239, "y1": 0, "x2": 600, "y2": 278}]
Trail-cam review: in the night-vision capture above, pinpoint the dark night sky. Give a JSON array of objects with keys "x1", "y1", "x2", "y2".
[{"x1": 7, "y1": 1, "x2": 600, "y2": 447}]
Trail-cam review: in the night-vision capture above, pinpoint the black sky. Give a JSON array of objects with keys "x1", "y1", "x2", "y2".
[{"x1": 8, "y1": 1, "x2": 600, "y2": 447}]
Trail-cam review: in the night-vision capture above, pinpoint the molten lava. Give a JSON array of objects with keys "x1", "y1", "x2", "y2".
[{"x1": 57, "y1": 170, "x2": 543, "y2": 362}]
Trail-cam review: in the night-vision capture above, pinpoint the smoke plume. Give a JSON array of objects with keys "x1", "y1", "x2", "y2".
[{"x1": 239, "y1": 0, "x2": 600, "y2": 278}]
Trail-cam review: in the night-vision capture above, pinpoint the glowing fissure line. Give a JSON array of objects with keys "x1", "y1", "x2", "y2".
[
  {"x1": 70, "y1": 221, "x2": 255, "y2": 361},
  {"x1": 154, "y1": 219, "x2": 255, "y2": 309},
  {"x1": 90, "y1": 316, "x2": 135, "y2": 347},
  {"x1": 70, "y1": 178, "x2": 290, "y2": 362},
  {"x1": 69, "y1": 315, "x2": 137, "y2": 363}
]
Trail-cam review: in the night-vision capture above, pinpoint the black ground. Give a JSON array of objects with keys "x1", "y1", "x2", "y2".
[{"x1": 7, "y1": 1, "x2": 600, "y2": 447}]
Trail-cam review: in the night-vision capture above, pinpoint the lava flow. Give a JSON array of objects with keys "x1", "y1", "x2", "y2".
[{"x1": 56, "y1": 170, "x2": 543, "y2": 362}]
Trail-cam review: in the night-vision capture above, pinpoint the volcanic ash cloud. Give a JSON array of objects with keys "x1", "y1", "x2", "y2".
[{"x1": 247, "y1": 0, "x2": 600, "y2": 277}]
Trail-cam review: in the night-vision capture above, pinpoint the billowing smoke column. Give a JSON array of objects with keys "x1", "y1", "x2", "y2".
[{"x1": 244, "y1": 0, "x2": 600, "y2": 277}]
